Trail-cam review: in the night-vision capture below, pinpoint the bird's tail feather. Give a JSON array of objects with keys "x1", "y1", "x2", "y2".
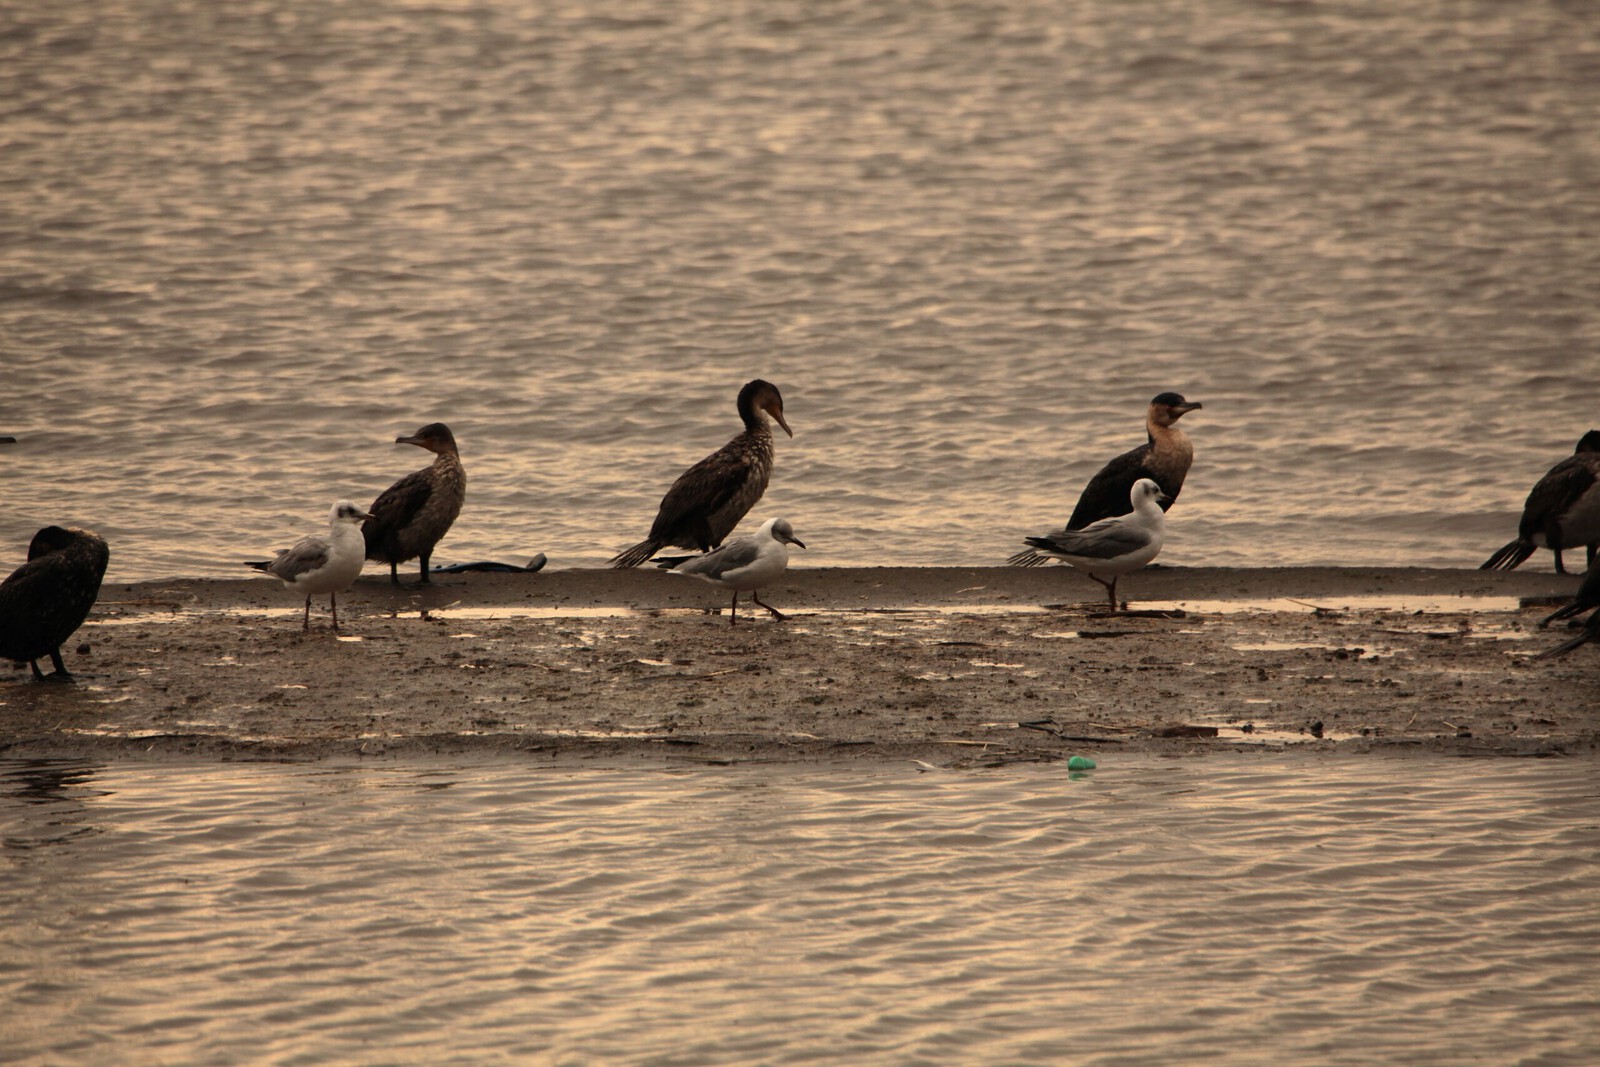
[
  {"x1": 243, "y1": 560, "x2": 273, "y2": 572},
  {"x1": 1540, "y1": 601, "x2": 1590, "y2": 627},
  {"x1": 1533, "y1": 627, "x2": 1596, "y2": 660},
  {"x1": 654, "y1": 555, "x2": 693, "y2": 570},
  {"x1": 1006, "y1": 548, "x2": 1054, "y2": 568},
  {"x1": 609, "y1": 539, "x2": 662, "y2": 569},
  {"x1": 1480, "y1": 539, "x2": 1534, "y2": 571}
]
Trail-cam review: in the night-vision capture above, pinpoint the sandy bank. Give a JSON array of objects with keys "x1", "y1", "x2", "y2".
[{"x1": 1, "y1": 566, "x2": 1594, "y2": 765}]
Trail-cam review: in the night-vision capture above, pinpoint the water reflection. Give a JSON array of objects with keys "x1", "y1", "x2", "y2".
[
  {"x1": 1, "y1": 755, "x2": 1596, "y2": 1065},
  {"x1": 0, "y1": 758, "x2": 107, "y2": 851}
]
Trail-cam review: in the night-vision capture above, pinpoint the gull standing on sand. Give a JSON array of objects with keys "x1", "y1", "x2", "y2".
[
  {"x1": 1534, "y1": 562, "x2": 1600, "y2": 660},
  {"x1": 657, "y1": 517, "x2": 806, "y2": 624},
  {"x1": 1010, "y1": 392, "x2": 1200, "y2": 567},
  {"x1": 363, "y1": 423, "x2": 467, "y2": 586},
  {"x1": 1008, "y1": 478, "x2": 1168, "y2": 611},
  {"x1": 248, "y1": 500, "x2": 374, "y2": 631},
  {"x1": 1481, "y1": 430, "x2": 1600, "y2": 575},
  {"x1": 0, "y1": 526, "x2": 109, "y2": 680},
  {"x1": 611, "y1": 379, "x2": 792, "y2": 568}
]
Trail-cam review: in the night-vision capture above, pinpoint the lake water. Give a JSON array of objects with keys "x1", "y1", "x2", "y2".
[
  {"x1": 2, "y1": 754, "x2": 1596, "y2": 1065},
  {"x1": 3, "y1": 0, "x2": 1599, "y2": 580}
]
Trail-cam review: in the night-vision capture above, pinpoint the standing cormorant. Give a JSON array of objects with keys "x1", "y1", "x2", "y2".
[
  {"x1": 0, "y1": 526, "x2": 109, "y2": 680},
  {"x1": 656, "y1": 517, "x2": 807, "y2": 624},
  {"x1": 1008, "y1": 478, "x2": 1169, "y2": 611},
  {"x1": 362, "y1": 423, "x2": 467, "y2": 585},
  {"x1": 1067, "y1": 392, "x2": 1201, "y2": 528},
  {"x1": 610, "y1": 379, "x2": 792, "y2": 568},
  {"x1": 247, "y1": 500, "x2": 374, "y2": 630},
  {"x1": 1481, "y1": 430, "x2": 1600, "y2": 574},
  {"x1": 1008, "y1": 392, "x2": 1199, "y2": 568}
]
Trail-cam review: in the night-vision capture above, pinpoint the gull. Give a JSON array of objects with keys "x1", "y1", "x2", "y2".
[
  {"x1": 657, "y1": 517, "x2": 806, "y2": 625},
  {"x1": 0, "y1": 526, "x2": 109, "y2": 680},
  {"x1": 1481, "y1": 429, "x2": 1600, "y2": 574},
  {"x1": 247, "y1": 500, "x2": 375, "y2": 630},
  {"x1": 1008, "y1": 478, "x2": 1168, "y2": 611},
  {"x1": 1011, "y1": 392, "x2": 1199, "y2": 566},
  {"x1": 611, "y1": 379, "x2": 792, "y2": 567},
  {"x1": 363, "y1": 423, "x2": 467, "y2": 585},
  {"x1": 1534, "y1": 563, "x2": 1600, "y2": 660}
]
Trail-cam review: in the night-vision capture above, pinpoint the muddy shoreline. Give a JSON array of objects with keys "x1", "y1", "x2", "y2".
[{"x1": 2, "y1": 566, "x2": 1595, "y2": 766}]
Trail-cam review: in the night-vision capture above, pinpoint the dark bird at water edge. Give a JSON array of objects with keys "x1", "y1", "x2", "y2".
[
  {"x1": 1481, "y1": 430, "x2": 1600, "y2": 575},
  {"x1": 363, "y1": 422, "x2": 467, "y2": 585},
  {"x1": 0, "y1": 526, "x2": 109, "y2": 680},
  {"x1": 611, "y1": 379, "x2": 792, "y2": 568},
  {"x1": 1534, "y1": 562, "x2": 1600, "y2": 660}
]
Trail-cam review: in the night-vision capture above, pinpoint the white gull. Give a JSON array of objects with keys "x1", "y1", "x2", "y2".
[
  {"x1": 246, "y1": 500, "x2": 375, "y2": 631},
  {"x1": 1008, "y1": 478, "x2": 1168, "y2": 611},
  {"x1": 657, "y1": 517, "x2": 806, "y2": 625}
]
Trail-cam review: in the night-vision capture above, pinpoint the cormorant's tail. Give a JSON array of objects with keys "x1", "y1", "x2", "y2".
[
  {"x1": 1540, "y1": 600, "x2": 1592, "y2": 628},
  {"x1": 1480, "y1": 538, "x2": 1534, "y2": 571},
  {"x1": 610, "y1": 538, "x2": 663, "y2": 569},
  {"x1": 1533, "y1": 623, "x2": 1597, "y2": 660},
  {"x1": 1006, "y1": 547, "x2": 1054, "y2": 568}
]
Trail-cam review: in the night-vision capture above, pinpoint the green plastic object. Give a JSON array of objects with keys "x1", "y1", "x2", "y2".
[{"x1": 1067, "y1": 755, "x2": 1097, "y2": 771}]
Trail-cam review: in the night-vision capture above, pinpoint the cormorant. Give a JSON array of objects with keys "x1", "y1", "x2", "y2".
[
  {"x1": 363, "y1": 423, "x2": 467, "y2": 585},
  {"x1": 0, "y1": 526, "x2": 109, "y2": 680},
  {"x1": 1481, "y1": 430, "x2": 1600, "y2": 574},
  {"x1": 611, "y1": 379, "x2": 792, "y2": 567}
]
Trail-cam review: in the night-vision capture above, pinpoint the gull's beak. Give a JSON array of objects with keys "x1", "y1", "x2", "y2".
[
  {"x1": 789, "y1": 536, "x2": 807, "y2": 549},
  {"x1": 1157, "y1": 492, "x2": 1173, "y2": 506}
]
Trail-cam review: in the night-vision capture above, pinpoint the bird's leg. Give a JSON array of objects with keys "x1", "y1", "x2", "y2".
[
  {"x1": 729, "y1": 592, "x2": 739, "y2": 626},
  {"x1": 1087, "y1": 574, "x2": 1118, "y2": 611},
  {"x1": 302, "y1": 595, "x2": 312, "y2": 631},
  {"x1": 389, "y1": 561, "x2": 401, "y2": 587},
  {"x1": 331, "y1": 592, "x2": 340, "y2": 632},
  {"x1": 28, "y1": 658, "x2": 45, "y2": 681},
  {"x1": 1554, "y1": 548, "x2": 1566, "y2": 575},
  {"x1": 418, "y1": 553, "x2": 431, "y2": 584},
  {"x1": 752, "y1": 593, "x2": 788, "y2": 621},
  {"x1": 47, "y1": 648, "x2": 72, "y2": 679}
]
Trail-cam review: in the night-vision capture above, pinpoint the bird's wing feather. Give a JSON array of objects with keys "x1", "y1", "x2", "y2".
[
  {"x1": 1066, "y1": 445, "x2": 1151, "y2": 529},
  {"x1": 676, "y1": 537, "x2": 762, "y2": 579},
  {"x1": 364, "y1": 469, "x2": 435, "y2": 544},
  {"x1": 1028, "y1": 522, "x2": 1151, "y2": 561},
  {"x1": 651, "y1": 440, "x2": 760, "y2": 538},
  {"x1": 1521, "y1": 457, "x2": 1600, "y2": 539},
  {"x1": 269, "y1": 535, "x2": 332, "y2": 580}
]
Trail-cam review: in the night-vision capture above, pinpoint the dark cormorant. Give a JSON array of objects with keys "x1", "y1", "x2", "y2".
[
  {"x1": 1009, "y1": 393, "x2": 1199, "y2": 568},
  {"x1": 248, "y1": 500, "x2": 373, "y2": 630},
  {"x1": 1534, "y1": 562, "x2": 1600, "y2": 660},
  {"x1": 610, "y1": 379, "x2": 792, "y2": 568},
  {"x1": 1481, "y1": 430, "x2": 1600, "y2": 574},
  {"x1": 362, "y1": 423, "x2": 467, "y2": 585},
  {"x1": 0, "y1": 526, "x2": 109, "y2": 680}
]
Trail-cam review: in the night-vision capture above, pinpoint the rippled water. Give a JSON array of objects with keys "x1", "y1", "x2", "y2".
[
  {"x1": 3, "y1": 1, "x2": 1599, "y2": 579},
  {"x1": 1, "y1": 755, "x2": 1597, "y2": 1065}
]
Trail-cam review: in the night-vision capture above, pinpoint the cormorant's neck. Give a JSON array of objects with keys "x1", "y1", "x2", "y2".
[
  {"x1": 737, "y1": 399, "x2": 770, "y2": 434},
  {"x1": 1147, "y1": 415, "x2": 1190, "y2": 452}
]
